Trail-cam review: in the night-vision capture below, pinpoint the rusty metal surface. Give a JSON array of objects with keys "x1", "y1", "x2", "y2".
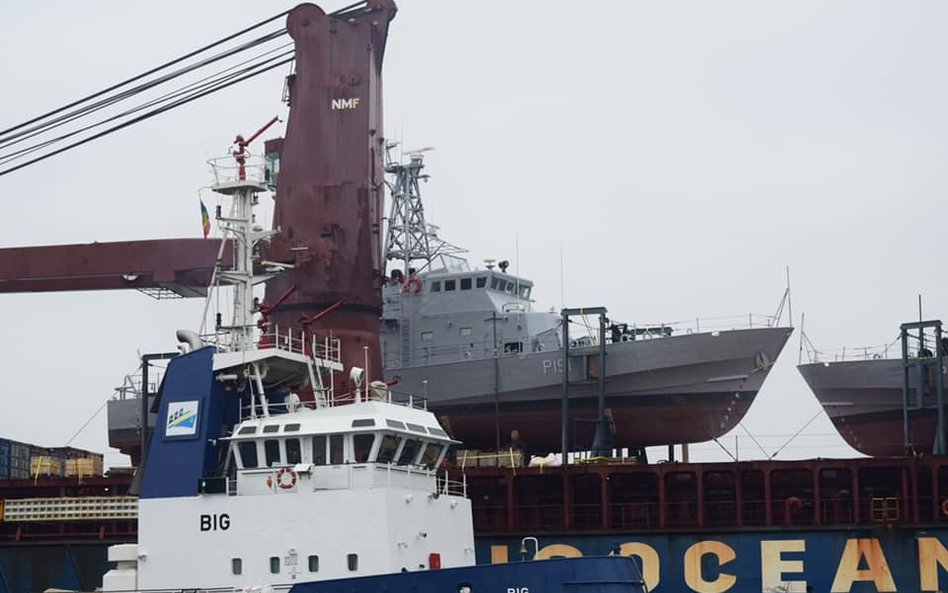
[
  {"x1": 263, "y1": 2, "x2": 397, "y2": 379},
  {"x1": 0, "y1": 239, "x2": 223, "y2": 296}
]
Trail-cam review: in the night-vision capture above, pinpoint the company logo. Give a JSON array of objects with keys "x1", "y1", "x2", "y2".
[
  {"x1": 331, "y1": 97, "x2": 360, "y2": 110},
  {"x1": 166, "y1": 401, "x2": 199, "y2": 436}
]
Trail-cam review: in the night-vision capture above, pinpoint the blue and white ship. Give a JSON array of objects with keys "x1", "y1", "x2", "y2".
[{"x1": 101, "y1": 145, "x2": 645, "y2": 593}]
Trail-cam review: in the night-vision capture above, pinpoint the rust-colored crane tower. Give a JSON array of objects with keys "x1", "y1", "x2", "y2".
[{"x1": 264, "y1": 2, "x2": 395, "y2": 381}]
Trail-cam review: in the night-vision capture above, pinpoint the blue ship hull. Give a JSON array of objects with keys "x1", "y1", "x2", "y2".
[
  {"x1": 290, "y1": 556, "x2": 643, "y2": 593},
  {"x1": 478, "y1": 529, "x2": 948, "y2": 593},
  {"x1": 5, "y1": 530, "x2": 948, "y2": 593}
]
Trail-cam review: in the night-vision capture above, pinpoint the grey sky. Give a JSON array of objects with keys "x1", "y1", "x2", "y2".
[{"x1": 2, "y1": 1, "x2": 946, "y2": 465}]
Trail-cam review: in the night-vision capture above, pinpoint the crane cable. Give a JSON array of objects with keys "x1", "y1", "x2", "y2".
[
  {"x1": 0, "y1": 54, "x2": 294, "y2": 177},
  {"x1": 0, "y1": 2, "x2": 384, "y2": 178},
  {"x1": 0, "y1": 10, "x2": 291, "y2": 143},
  {"x1": 0, "y1": 29, "x2": 289, "y2": 153},
  {"x1": 0, "y1": 44, "x2": 294, "y2": 168}
]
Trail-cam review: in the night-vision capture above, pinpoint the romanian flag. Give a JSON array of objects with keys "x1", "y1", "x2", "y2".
[{"x1": 200, "y1": 200, "x2": 211, "y2": 238}]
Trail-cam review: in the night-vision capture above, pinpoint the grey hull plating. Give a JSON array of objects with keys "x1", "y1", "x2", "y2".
[
  {"x1": 390, "y1": 326, "x2": 792, "y2": 451},
  {"x1": 797, "y1": 358, "x2": 938, "y2": 457}
]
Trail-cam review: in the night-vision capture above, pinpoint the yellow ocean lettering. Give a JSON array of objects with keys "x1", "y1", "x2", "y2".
[
  {"x1": 684, "y1": 540, "x2": 737, "y2": 593},
  {"x1": 534, "y1": 544, "x2": 582, "y2": 560},
  {"x1": 761, "y1": 540, "x2": 806, "y2": 592},
  {"x1": 830, "y1": 538, "x2": 896, "y2": 592},
  {"x1": 919, "y1": 537, "x2": 948, "y2": 591},
  {"x1": 618, "y1": 542, "x2": 660, "y2": 591}
]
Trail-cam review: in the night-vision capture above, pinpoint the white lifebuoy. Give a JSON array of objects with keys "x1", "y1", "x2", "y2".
[{"x1": 275, "y1": 467, "x2": 297, "y2": 490}]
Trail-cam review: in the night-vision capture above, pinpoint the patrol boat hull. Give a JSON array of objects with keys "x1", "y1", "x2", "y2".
[
  {"x1": 389, "y1": 326, "x2": 792, "y2": 451},
  {"x1": 797, "y1": 358, "x2": 939, "y2": 457}
]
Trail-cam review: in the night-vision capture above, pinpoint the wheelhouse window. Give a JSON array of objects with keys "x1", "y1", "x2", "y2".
[
  {"x1": 420, "y1": 443, "x2": 444, "y2": 468},
  {"x1": 264, "y1": 439, "x2": 281, "y2": 467},
  {"x1": 237, "y1": 441, "x2": 258, "y2": 468},
  {"x1": 444, "y1": 279, "x2": 456, "y2": 291},
  {"x1": 519, "y1": 286, "x2": 530, "y2": 298},
  {"x1": 460, "y1": 327, "x2": 473, "y2": 337},
  {"x1": 421, "y1": 331, "x2": 434, "y2": 342},
  {"x1": 312, "y1": 435, "x2": 327, "y2": 465},
  {"x1": 377, "y1": 434, "x2": 401, "y2": 463},
  {"x1": 476, "y1": 277, "x2": 486, "y2": 288},
  {"x1": 398, "y1": 439, "x2": 423, "y2": 465},
  {"x1": 330, "y1": 434, "x2": 344, "y2": 465},
  {"x1": 431, "y1": 281, "x2": 441, "y2": 292},
  {"x1": 286, "y1": 438, "x2": 302, "y2": 464},
  {"x1": 504, "y1": 342, "x2": 523, "y2": 354},
  {"x1": 353, "y1": 434, "x2": 375, "y2": 463},
  {"x1": 460, "y1": 277, "x2": 472, "y2": 290}
]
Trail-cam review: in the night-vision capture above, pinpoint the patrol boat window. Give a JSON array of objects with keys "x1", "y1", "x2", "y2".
[
  {"x1": 238, "y1": 441, "x2": 258, "y2": 468},
  {"x1": 460, "y1": 277, "x2": 472, "y2": 290},
  {"x1": 476, "y1": 277, "x2": 486, "y2": 288},
  {"x1": 444, "y1": 279, "x2": 456, "y2": 291},
  {"x1": 431, "y1": 281, "x2": 441, "y2": 292}
]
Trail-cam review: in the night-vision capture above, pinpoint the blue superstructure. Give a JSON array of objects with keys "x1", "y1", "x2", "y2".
[{"x1": 139, "y1": 347, "x2": 237, "y2": 500}]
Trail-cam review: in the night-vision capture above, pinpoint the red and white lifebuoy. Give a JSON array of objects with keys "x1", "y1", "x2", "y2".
[
  {"x1": 274, "y1": 467, "x2": 297, "y2": 490},
  {"x1": 404, "y1": 275, "x2": 422, "y2": 294},
  {"x1": 941, "y1": 498, "x2": 948, "y2": 517}
]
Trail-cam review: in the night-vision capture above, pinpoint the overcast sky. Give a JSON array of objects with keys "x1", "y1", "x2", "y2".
[{"x1": 2, "y1": 1, "x2": 947, "y2": 466}]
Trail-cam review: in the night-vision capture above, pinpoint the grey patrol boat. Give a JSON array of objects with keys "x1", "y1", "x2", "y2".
[
  {"x1": 380, "y1": 148, "x2": 793, "y2": 454},
  {"x1": 108, "y1": 151, "x2": 793, "y2": 463}
]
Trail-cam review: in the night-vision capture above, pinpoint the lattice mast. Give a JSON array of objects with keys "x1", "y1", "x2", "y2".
[{"x1": 383, "y1": 145, "x2": 466, "y2": 277}]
